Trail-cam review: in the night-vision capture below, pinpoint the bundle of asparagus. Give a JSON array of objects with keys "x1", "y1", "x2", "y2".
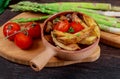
[{"x1": 9, "y1": 1, "x2": 120, "y2": 35}]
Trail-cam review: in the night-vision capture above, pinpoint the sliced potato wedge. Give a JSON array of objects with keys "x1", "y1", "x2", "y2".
[{"x1": 51, "y1": 32, "x2": 81, "y2": 50}]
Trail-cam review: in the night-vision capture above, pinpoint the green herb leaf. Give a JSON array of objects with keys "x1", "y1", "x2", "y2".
[
  {"x1": 68, "y1": 27, "x2": 74, "y2": 33},
  {"x1": 76, "y1": 33, "x2": 80, "y2": 37}
]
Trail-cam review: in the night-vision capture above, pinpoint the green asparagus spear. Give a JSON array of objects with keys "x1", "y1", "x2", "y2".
[
  {"x1": 17, "y1": 1, "x2": 112, "y2": 10},
  {"x1": 111, "y1": 6, "x2": 120, "y2": 11},
  {"x1": 16, "y1": 1, "x2": 120, "y2": 11},
  {"x1": 15, "y1": 1, "x2": 61, "y2": 12},
  {"x1": 9, "y1": 5, "x2": 56, "y2": 14},
  {"x1": 11, "y1": 15, "x2": 50, "y2": 23},
  {"x1": 99, "y1": 24, "x2": 120, "y2": 34}
]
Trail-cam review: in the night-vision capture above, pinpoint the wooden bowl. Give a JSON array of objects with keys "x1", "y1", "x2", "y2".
[{"x1": 30, "y1": 11, "x2": 100, "y2": 71}]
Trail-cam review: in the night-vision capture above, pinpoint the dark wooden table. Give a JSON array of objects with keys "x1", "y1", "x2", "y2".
[{"x1": 0, "y1": 0, "x2": 120, "y2": 79}]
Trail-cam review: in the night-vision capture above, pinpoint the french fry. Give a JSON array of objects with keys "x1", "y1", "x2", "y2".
[
  {"x1": 51, "y1": 32, "x2": 81, "y2": 50},
  {"x1": 79, "y1": 35, "x2": 97, "y2": 45}
]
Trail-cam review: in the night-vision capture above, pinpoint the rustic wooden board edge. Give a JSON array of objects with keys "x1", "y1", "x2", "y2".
[
  {"x1": 100, "y1": 31, "x2": 120, "y2": 48},
  {"x1": 46, "y1": 46, "x2": 100, "y2": 67},
  {"x1": 0, "y1": 46, "x2": 100, "y2": 67}
]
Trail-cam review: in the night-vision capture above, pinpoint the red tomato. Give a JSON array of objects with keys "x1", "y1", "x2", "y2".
[
  {"x1": 3, "y1": 22, "x2": 20, "y2": 41},
  {"x1": 69, "y1": 21, "x2": 84, "y2": 33},
  {"x1": 25, "y1": 22, "x2": 41, "y2": 39},
  {"x1": 53, "y1": 20, "x2": 70, "y2": 32},
  {"x1": 14, "y1": 32, "x2": 33, "y2": 49}
]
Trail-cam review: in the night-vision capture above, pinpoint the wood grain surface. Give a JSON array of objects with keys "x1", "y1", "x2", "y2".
[{"x1": 100, "y1": 31, "x2": 120, "y2": 48}]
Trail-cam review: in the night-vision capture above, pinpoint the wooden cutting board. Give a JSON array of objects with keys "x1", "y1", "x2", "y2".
[
  {"x1": 100, "y1": 31, "x2": 120, "y2": 48},
  {"x1": 0, "y1": 12, "x2": 101, "y2": 67}
]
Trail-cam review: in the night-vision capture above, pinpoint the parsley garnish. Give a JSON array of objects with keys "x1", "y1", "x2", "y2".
[{"x1": 68, "y1": 27, "x2": 74, "y2": 33}]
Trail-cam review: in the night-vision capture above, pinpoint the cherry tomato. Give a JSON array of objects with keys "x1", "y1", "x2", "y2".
[
  {"x1": 53, "y1": 20, "x2": 70, "y2": 32},
  {"x1": 24, "y1": 22, "x2": 41, "y2": 39},
  {"x1": 14, "y1": 32, "x2": 33, "y2": 49},
  {"x1": 3, "y1": 22, "x2": 20, "y2": 41},
  {"x1": 69, "y1": 21, "x2": 84, "y2": 33}
]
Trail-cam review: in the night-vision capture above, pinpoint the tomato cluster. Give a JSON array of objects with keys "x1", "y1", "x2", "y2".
[
  {"x1": 3, "y1": 22, "x2": 41, "y2": 49},
  {"x1": 53, "y1": 20, "x2": 84, "y2": 33}
]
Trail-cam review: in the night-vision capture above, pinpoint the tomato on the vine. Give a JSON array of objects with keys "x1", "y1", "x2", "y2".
[
  {"x1": 69, "y1": 21, "x2": 84, "y2": 33},
  {"x1": 14, "y1": 32, "x2": 33, "y2": 50},
  {"x1": 53, "y1": 20, "x2": 70, "y2": 32},
  {"x1": 3, "y1": 22, "x2": 20, "y2": 41},
  {"x1": 24, "y1": 22, "x2": 41, "y2": 39}
]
